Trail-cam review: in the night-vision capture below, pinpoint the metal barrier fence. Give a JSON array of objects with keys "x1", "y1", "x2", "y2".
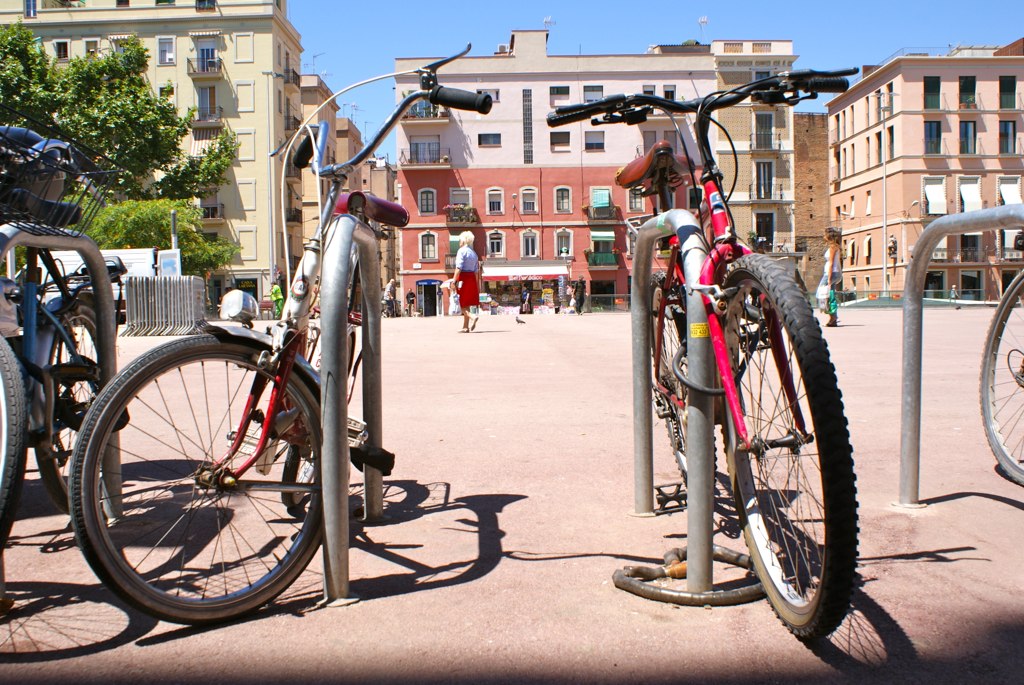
[{"x1": 122, "y1": 276, "x2": 207, "y2": 336}]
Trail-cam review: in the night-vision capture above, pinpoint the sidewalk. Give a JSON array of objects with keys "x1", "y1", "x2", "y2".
[{"x1": 2, "y1": 308, "x2": 1023, "y2": 683}]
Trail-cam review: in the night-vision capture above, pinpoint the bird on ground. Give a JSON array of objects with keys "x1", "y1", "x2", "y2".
[{"x1": 515, "y1": 316, "x2": 526, "y2": 324}]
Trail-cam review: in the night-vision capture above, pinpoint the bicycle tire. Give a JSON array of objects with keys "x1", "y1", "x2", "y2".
[
  {"x1": 70, "y1": 335, "x2": 323, "y2": 625},
  {"x1": 980, "y1": 270, "x2": 1024, "y2": 486},
  {"x1": 36, "y1": 301, "x2": 97, "y2": 514},
  {"x1": 650, "y1": 270, "x2": 689, "y2": 482},
  {"x1": 721, "y1": 254, "x2": 858, "y2": 639},
  {"x1": 0, "y1": 335, "x2": 28, "y2": 545}
]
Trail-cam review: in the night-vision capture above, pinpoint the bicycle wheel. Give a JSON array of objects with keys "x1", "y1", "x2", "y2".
[
  {"x1": 70, "y1": 335, "x2": 323, "y2": 625},
  {"x1": 980, "y1": 271, "x2": 1024, "y2": 485},
  {"x1": 0, "y1": 335, "x2": 28, "y2": 545},
  {"x1": 650, "y1": 270, "x2": 689, "y2": 482},
  {"x1": 721, "y1": 254, "x2": 858, "y2": 639},
  {"x1": 37, "y1": 302, "x2": 97, "y2": 514}
]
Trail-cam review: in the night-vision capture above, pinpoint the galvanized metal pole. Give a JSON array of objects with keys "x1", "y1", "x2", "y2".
[{"x1": 900, "y1": 205, "x2": 1024, "y2": 506}]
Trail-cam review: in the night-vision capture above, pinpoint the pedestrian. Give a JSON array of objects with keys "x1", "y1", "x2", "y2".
[
  {"x1": 383, "y1": 278, "x2": 396, "y2": 317},
  {"x1": 452, "y1": 231, "x2": 481, "y2": 332},
  {"x1": 950, "y1": 284, "x2": 959, "y2": 302},
  {"x1": 520, "y1": 287, "x2": 533, "y2": 315},
  {"x1": 575, "y1": 277, "x2": 586, "y2": 315},
  {"x1": 405, "y1": 289, "x2": 416, "y2": 317},
  {"x1": 816, "y1": 226, "x2": 843, "y2": 327},
  {"x1": 269, "y1": 275, "x2": 285, "y2": 318}
]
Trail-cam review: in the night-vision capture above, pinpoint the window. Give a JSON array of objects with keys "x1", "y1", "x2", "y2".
[
  {"x1": 53, "y1": 40, "x2": 69, "y2": 62},
  {"x1": 754, "y1": 112, "x2": 774, "y2": 149},
  {"x1": 755, "y1": 161, "x2": 774, "y2": 199},
  {"x1": 999, "y1": 176, "x2": 1023, "y2": 205},
  {"x1": 158, "y1": 84, "x2": 175, "y2": 101},
  {"x1": 924, "y1": 121, "x2": 942, "y2": 154},
  {"x1": 960, "y1": 177, "x2": 982, "y2": 213},
  {"x1": 628, "y1": 187, "x2": 645, "y2": 212},
  {"x1": 1000, "y1": 120, "x2": 1017, "y2": 155},
  {"x1": 449, "y1": 188, "x2": 471, "y2": 207},
  {"x1": 752, "y1": 42, "x2": 772, "y2": 53},
  {"x1": 156, "y1": 0, "x2": 176, "y2": 4},
  {"x1": 419, "y1": 233, "x2": 437, "y2": 260},
  {"x1": 923, "y1": 177, "x2": 948, "y2": 215},
  {"x1": 84, "y1": 38, "x2": 100, "y2": 57},
  {"x1": 556, "y1": 230, "x2": 571, "y2": 258},
  {"x1": 157, "y1": 37, "x2": 175, "y2": 65},
  {"x1": 887, "y1": 126, "x2": 895, "y2": 159},
  {"x1": 1000, "y1": 75, "x2": 1017, "y2": 110},
  {"x1": 488, "y1": 232, "x2": 504, "y2": 257},
  {"x1": 754, "y1": 70, "x2": 771, "y2": 81},
  {"x1": 865, "y1": 190, "x2": 872, "y2": 215},
  {"x1": 523, "y1": 88, "x2": 533, "y2": 165},
  {"x1": 196, "y1": 85, "x2": 216, "y2": 120},
  {"x1": 478, "y1": 133, "x2": 501, "y2": 147},
  {"x1": 487, "y1": 189, "x2": 503, "y2": 214},
  {"x1": 418, "y1": 189, "x2": 435, "y2": 214},
  {"x1": 522, "y1": 231, "x2": 538, "y2": 258},
  {"x1": 584, "y1": 131, "x2": 604, "y2": 151},
  {"x1": 923, "y1": 76, "x2": 940, "y2": 109},
  {"x1": 583, "y1": 85, "x2": 603, "y2": 103},
  {"x1": 25, "y1": 0, "x2": 37, "y2": 18},
  {"x1": 116, "y1": 0, "x2": 129, "y2": 6},
  {"x1": 663, "y1": 85, "x2": 675, "y2": 100},
  {"x1": 959, "y1": 75, "x2": 977, "y2": 109},
  {"x1": 754, "y1": 213, "x2": 774, "y2": 243},
  {"x1": 864, "y1": 236, "x2": 872, "y2": 264},
  {"x1": 550, "y1": 131, "x2": 570, "y2": 149},
  {"x1": 520, "y1": 188, "x2": 537, "y2": 213},
  {"x1": 477, "y1": 88, "x2": 499, "y2": 102},
  {"x1": 960, "y1": 120, "x2": 977, "y2": 154},
  {"x1": 409, "y1": 135, "x2": 440, "y2": 164},
  {"x1": 549, "y1": 85, "x2": 570, "y2": 97},
  {"x1": 688, "y1": 186, "x2": 704, "y2": 211},
  {"x1": 875, "y1": 131, "x2": 883, "y2": 165},
  {"x1": 642, "y1": 85, "x2": 656, "y2": 96},
  {"x1": 555, "y1": 187, "x2": 571, "y2": 213}
]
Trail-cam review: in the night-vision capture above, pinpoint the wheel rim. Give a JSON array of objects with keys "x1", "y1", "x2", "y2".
[
  {"x1": 984, "y1": 286, "x2": 1024, "y2": 479},
  {"x1": 652, "y1": 281, "x2": 687, "y2": 478}
]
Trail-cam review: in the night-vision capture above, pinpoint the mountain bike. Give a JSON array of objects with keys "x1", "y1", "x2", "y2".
[
  {"x1": 980, "y1": 270, "x2": 1024, "y2": 485},
  {"x1": 549, "y1": 68, "x2": 859, "y2": 638},
  {"x1": 68, "y1": 46, "x2": 492, "y2": 625}
]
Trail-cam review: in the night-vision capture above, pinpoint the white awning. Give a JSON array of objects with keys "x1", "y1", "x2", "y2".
[
  {"x1": 190, "y1": 128, "x2": 218, "y2": 156},
  {"x1": 1000, "y1": 178, "x2": 1023, "y2": 205},
  {"x1": 590, "y1": 230, "x2": 615, "y2": 241},
  {"x1": 189, "y1": 30, "x2": 222, "y2": 37},
  {"x1": 483, "y1": 264, "x2": 569, "y2": 282},
  {"x1": 107, "y1": 33, "x2": 135, "y2": 41},
  {"x1": 924, "y1": 181, "x2": 947, "y2": 215},
  {"x1": 960, "y1": 179, "x2": 982, "y2": 213}
]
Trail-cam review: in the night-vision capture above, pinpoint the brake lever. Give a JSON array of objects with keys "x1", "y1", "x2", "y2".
[{"x1": 418, "y1": 44, "x2": 472, "y2": 89}]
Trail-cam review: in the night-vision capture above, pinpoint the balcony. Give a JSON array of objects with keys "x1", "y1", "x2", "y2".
[
  {"x1": 400, "y1": 147, "x2": 451, "y2": 167},
  {"x1": 402, "y1": 103, "x2": 451, "y2": 122},
  {"x1": 751, "y1": 132, "x2": 782, "y2": 152},
  {"x1": 958, "y1": 94, "x2": 980, "y2": 110},
  {"x1": 584, "y1": 204, "x2": 619, "y2": 221},
  {"x1": 748, "y1": 184, "x2": 784, "y2": 201},
  {"x1": 284, "y1": 68, "x2": 301, "y2": 90},
  {"x1": 284, "y1": 163, "x2": 301, "y2": 181},
  {"x1": 445, "y1": 253, "x2": 457, "y2": 270},
  {"x1": 285, "y1": 208, "x2": 302, "y2": 224},
  {"x1": 931, "y1": 248, "x2": 987, "y2": 263},
  {"x1": 445, "y1": 205, "x2": 479, "y2": 224},
  {"x1": 193, "y1": 106, "x2": 223, "y2": 127},
  {"x1": 284, "y1": 115, "x2": 301, "y2": 133},
  {"x1": 187, "y1": 57, "x2": 223, "y2": 78},
  {"x1": 200, "y1": 203, "x2": 224, "y2": 221},
  {"x1": 44, "y1": 1, "x2": 85, "y2": 7},
  {"x1": 587, "y1": 251, "x2": 620, "y2": 268},
  {"x1": 196, "y1": 0, "x2": 218, "y2": 10}
]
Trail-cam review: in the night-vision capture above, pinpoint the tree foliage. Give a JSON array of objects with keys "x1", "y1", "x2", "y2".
[
  {"x1": 90, "y1": 200, "x2": 240, "y2": 276},
  {"x1": 0, "y1": 22, "x2": 236, "y2": 200}
]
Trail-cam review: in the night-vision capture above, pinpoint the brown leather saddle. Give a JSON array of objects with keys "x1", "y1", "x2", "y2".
[
  {"x1": 614, "y1": 140, "x2": 690, "y2": 194},
  {"x1": 334, "y1": 191, "x2": 410, "y2": 228}
]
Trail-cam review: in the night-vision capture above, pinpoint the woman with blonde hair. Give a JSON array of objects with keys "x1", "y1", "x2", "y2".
[
  {"x1": 452, "y1": 231, "x2": 481, "y2": 332},
  {"x1": 817, "y1": 226, "x2": 843, "y2": 327}
]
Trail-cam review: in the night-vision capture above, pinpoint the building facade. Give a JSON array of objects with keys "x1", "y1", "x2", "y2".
[
  {"x1": 828, "y1": 39, "x2": 1024, "y2": 300},
  {"x1": 3, "y1": 0, "x2": 305, "y2": 304},
  {"x1": 393, "y1": 30, "x2": 717, "y2": 316}
]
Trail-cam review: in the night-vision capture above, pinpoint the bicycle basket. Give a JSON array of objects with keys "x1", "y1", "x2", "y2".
[{"x1": 0, "y1": 104, "x2": 121, "y2": 238}]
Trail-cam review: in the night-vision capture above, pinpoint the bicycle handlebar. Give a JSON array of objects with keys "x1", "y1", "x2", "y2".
[{"x1": 428, "y1": 86, "x2": 493, "y2": 114}]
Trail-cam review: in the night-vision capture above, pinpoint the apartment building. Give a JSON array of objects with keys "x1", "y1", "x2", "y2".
[
  {"x1": 3, "y1": 0, "x2": 305, "y2": 304},
  {"x1": 828, "y1": 38, "x2": 1024, "y2": 300},
  {"x1": 393, "y1": 30, "x2": 717, "y2": 315}
]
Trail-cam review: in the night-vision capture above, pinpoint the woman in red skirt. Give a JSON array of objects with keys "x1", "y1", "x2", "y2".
[{"x1": 453, "y1": 230, "x2": 481, "y2": 332}]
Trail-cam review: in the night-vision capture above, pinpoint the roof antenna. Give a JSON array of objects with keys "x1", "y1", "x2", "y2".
[
  {"x1": 698, "y1": 16, "x2": 708, "y2": 44},
  {"x1": 544, "y1": 16, "x2": 556, "y2": 29}
]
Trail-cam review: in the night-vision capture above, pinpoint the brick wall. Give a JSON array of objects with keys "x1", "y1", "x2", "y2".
[{"x1": 793, "y1": 112, "x2": 831, "y2": 291}]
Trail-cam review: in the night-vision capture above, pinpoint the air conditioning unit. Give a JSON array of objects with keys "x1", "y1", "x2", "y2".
[{"x1": 496, "y1": 44, "x2": 509, "y2": 55}]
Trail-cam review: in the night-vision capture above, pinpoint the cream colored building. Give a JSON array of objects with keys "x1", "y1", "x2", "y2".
[{"x1": 3, "y1": 0, "x2": 306, "y2": 303}]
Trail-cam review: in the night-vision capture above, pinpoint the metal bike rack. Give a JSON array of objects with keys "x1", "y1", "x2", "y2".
[
  {"x1": 899, "y1": 204, "x2": 1024, "y2": 507},
  {"x1": 0, "y1": 226, "x2": 118, "y2": 602},
  {"x1": 318, "y1": 214, "x2": 385, "y2": 605},
  {"x1": 623, "y1": 210, "x2": 762, "y2": 605}
]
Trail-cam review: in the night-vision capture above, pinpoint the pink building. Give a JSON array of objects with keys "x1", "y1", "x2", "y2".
[
  {"x1": 393, "y1": 30, "x2": 716, "y2": 315},
  {"x1": 828, "y1": 39, "x2": 1024, "y2": 300}
]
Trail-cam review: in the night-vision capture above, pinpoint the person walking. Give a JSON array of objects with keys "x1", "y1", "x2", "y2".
[
  {"x1": 575, "y1": 277, "x2": 586, "y2": 315},
  {"x1": 269, "y1": 276, "x2": 285, "y2": 318},
  {"x1": 383, "y1": 278, "x2": 396, "y2": 318},
  {"x1": 405, "y1": 289, "x2": 416, "y2": 317},
  {"x1": 817, "y1": 226, "x2": 843, "y2": 327},
  {"x1": 452, "y1": 231, "x2": 481, "y2": 332}
]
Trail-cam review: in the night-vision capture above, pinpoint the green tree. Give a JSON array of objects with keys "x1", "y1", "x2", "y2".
[
  {"x1": 90, "y1": 200, "x2": 240, "y2": 276},
  {"x1": 0, "y1": 23, "x2": 236, "y2": 200}
]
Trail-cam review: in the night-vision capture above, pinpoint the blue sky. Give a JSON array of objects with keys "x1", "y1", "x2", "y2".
[{"x1": 289, "y1": 1, "x2": 1024, "y2": 157}]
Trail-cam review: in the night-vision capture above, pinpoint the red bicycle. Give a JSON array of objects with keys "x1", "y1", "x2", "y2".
[{"x1": 549, "y1": 68, "x2": 859, "y2": 638}]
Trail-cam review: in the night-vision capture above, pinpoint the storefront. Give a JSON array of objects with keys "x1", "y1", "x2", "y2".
[
  {"x1": 415, "y1": 278, "x2": 443, "y2": 317},
  {"x1": 482, "y1": 263, "x2": 570, "y2": 315}
]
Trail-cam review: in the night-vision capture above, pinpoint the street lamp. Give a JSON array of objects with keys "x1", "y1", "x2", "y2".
[{"x1": 263, "y1": 70, "x2": 284, "y2": 294}]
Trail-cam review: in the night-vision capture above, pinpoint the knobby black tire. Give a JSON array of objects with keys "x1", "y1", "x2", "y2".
[
  {"x1": 980, "y1": 271, "x2": 1024, "y2": 486},
  {"x1": 0, "y1": 335, "x2": 28, "y2": 546},
  {"x1": 650, "y1": 270, "x2": 689, "y2": 482},
  {"x1": 37, "y1": 302, "x2": 98, "y2": 514},
  {"x1": 70, "y1": 335, "x2": 323, "y2": 625},
  {"x1": 722, "y1": 254, "x2": 858, "y2": 639}
]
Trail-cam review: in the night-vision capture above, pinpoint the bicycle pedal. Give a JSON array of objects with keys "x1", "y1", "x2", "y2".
[
  {"x1": 347, "y1": 417, "x2": 368, "y2": 448},
  {"x1": 50, "y1": 362, "x2": 100, "y2": 385},
  {"x1": 654, "y1": 482, "x2": 687, "y2": 513}
]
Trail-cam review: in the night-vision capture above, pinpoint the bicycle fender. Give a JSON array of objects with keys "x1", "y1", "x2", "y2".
[{"x1": 203, "y1": 323, "x2": 321, "y2": 390}]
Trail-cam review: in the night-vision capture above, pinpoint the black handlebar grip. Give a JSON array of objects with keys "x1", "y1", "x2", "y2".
[
  {"x1": 428, "y1": 86, "x2": 493, "y2": 114},
  {"x1": 804, "y1": 76, "x2": 850, "y2": 93},
  {"x1": 293, "y1": 133, "x2": 315, "y2": 169},
  {"x1": 546, "y1": 110, "x2": 594, "y2": 127}
]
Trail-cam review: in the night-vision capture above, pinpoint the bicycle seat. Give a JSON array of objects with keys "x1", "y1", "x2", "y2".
[
  {"x1": 334, "y1": 191, "x2": 410, "y2": 228},
  {"x1": 614, "y1": 141, "x2": 690, "y2": 191}
]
